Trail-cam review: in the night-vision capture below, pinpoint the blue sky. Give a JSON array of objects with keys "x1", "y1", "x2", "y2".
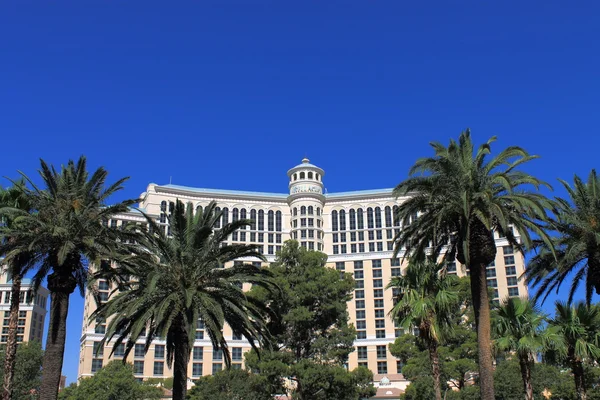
[{"x1": 1, "y1": 1, "x2": 599, "y2": 384}]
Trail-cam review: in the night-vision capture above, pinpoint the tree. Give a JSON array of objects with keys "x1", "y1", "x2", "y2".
[
  {"x1": 1, "y1": 157, "x2": 138, "y2": 400},
  {"x1": 527, "y1": 169, "x2": 600, "y2": 306},
  {"x1": 548, "y1": 301, "x2": 600, "y2": 400},
  {"x1": 0, "y1": 180, "x2": 36, "y2": 400},
  {"x1": 187, "y1": 368, "x2": 275, "y2": 400},
  {"x1": 0, "y1": 341, "x2": 43, "y2": 400},
  {"x1": 246, "y1": 240, "x2": 376, "y2": 400},
  {"x1": 92, "y1": 200, "x2": 274, "y2": 400},
  {"x1": 493, "y1": 297, "x2": 560, "y2": 400},
  {"x1": 393, "y1": 130, "x2": 553, "y2": 400},
  {"x1": 57, "y1": 361, "x2": 161, "y2": 400},
  {"x1": 387, "y1": 258, "x2": 460, "y2": 400}
]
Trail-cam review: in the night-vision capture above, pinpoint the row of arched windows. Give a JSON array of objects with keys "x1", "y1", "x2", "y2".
[
  {"x1": 331, "y1": 206, "x2": 401, "y2": 232},
  {"x1": 292, "y1": 171, "x2": 321, "y2": 181},
  {"x1": 292, "y1": 206, "x2": 321, "y2": 216}
]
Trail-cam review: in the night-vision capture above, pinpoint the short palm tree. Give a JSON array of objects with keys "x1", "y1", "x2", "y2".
[
  {"x1": 527, "y1": 169, "x2": 600, "y2": 305},
  {"x1": 548, "y1": 301, "x2": 600, "y2": 400},
  {"x1": 493, "y1": 297, "x2": 559, "y2": 400},
  {"x1": 387, "y1": 258, "x2": 460, "y2": 400},
  {"x1": 393, "y1": 130, "x2": 553, "y2": 400},
  {"x1": 92, "y1": 200, "x2": 274, "y2": 400},
  {"x1": 0, "y1": 180, "x2": 36, "y2": 400},
  {"x1": 1, "y1": 157, "x2": 137, "y2": 400}
]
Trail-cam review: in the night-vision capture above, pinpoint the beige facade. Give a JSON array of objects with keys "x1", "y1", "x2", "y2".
[
  {"x1": 78, "y1": 158, "x2": 527, "y2": 385},
  {"x1": 0, "y1": 267, "x2": 49, "y2": 344}
]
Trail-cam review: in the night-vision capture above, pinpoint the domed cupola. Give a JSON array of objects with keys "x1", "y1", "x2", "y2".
[{"x1": 287, "y1": 158, "x2": 326, "y2": 251}]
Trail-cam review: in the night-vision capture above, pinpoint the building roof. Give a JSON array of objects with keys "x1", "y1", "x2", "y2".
[
  {"x1": 286, "y1": 157, "x2": 325, "y2": 176},
  {"x1": 157, "y1": 184, "x2": 289, "y2": 199}
]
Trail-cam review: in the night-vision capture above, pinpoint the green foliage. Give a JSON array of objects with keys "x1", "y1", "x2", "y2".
[
  {"x1": 144, "y1": 377, "x2": 173, "y2": 390},
  {"x1": 246, "y1": 240, "x2": 375, "y2": 400},
  {"x1": 57, "y1": 361, "x2": 161, "y2": 400},
  {"x1": 527, "y1": 169, "x2": 600, "y2": 305},
  {"x1": 0, "y1": 342, "x2": 43, "y2": 400},
  {"x1": 401, "y1": 376, "x2": 436, "y2": 400},
  {"x1": 187, "y1": 368, "x2": 272, "y2": 400}
]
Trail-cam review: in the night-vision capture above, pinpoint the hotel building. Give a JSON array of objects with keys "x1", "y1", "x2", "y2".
[
  {"x1": 78, "y1": 158, "x2": 527, "y2": 388},
  {"x1": 0, "y1": 266, "x2": 49, "y2": 344}
]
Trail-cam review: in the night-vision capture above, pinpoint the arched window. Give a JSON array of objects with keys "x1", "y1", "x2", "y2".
[
  {"x1": 240, "y1": 209, "x2": 247, "y2": 229},
  {"x1": 339, "y1": 210, "x2": 346, "y2": 231},
  {"x1": 232, "y1": 208, "x2": 239, "y2": 222},
  {"x1": 222, "y1": 207, "x2": 229, "y2": 226},
  {"x1": 375, "y1": 207, "x2": 382, "y2": 228},
  {"x1": 160, "y1": 201, "x2": 167, "y2": 212},
  {"x1": 308, "y1": 172, "x2": 313, "y2": 179},
  {"x1": 293, "y1": 207, "x2": 298, "y2": 217},
  {"x1": 169, "y1": 201, "x2": 175, "y2": 213},
  {"x1": 393, "y1": 205, "x2": 400, "y2": 227},
  {"x1": 250, "y1": 209, "x2": 257, "y2": 230},
  {"x1": 196, "y1": 205, "x2": 203, "y2": 216},
  {"x1": 349, "y1": 209, "x2": 356, "y2": 230},
  {"x1": 316, "y1": 173, "x2": 320, "y2": 181},
  {"x1": 316, "y1": 207, "x2": 321, "y2": 216},
  {"x1": 294, "y1": 173, "x2": 297, "y2": 181},
  {"x1": 385, "y1": 206, "x2": 392, "y2": 227},
  {"x1": 258, "y1": 210, "x2": 265, "y2": 230},
  {"x1": 300, "y1": 172, "x2": 305, "y2": 179},
  {"x1": 186, "y1": 202, "x2": 193, "y2": 213},
  {"x1": 367, "y1": 208, "x2": 374, "y2": 229},
  {"x1": 308, "y1": 206, "x2": 313, "y2": 215},
  {"x1": 268, "y1": 210, "x2": 275, "y2": 231},
  {"x1": 159, "y1": 214, "x2": 166, "y2": 223},
  {"x1": 331, "y1": 210, "x2": 338, "y2": 231},
  {"x1": 276, "y1": 211, "x2": 282, "y2": 232},
  {"x1": 357, "y1": 208, "x2": 364, "y2": 229},
  {"x1": 301, "y1": 206, "x2": 306, "y2": 215},
  {"x1": 214, "y1": 207, "x2": 221, "y2": 228}
]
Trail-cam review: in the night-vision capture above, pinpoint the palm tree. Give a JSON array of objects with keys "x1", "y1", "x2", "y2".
[
  {"x1": 1, "y1": 157, "x2": 138, "y2": 400},
  {"x1": 0, "y1": 180, "x2": 36, "y2": 400},
  {"x1": 548, "y1": 301, "x2": 600, "y2": 400},
  {"x1": 392, "y1": 130, "x2": 553, "y2": 400},
  {"x1": 387, "y1": 258, "x2": 460, "y2": 400},
  {"x1": 92, "y1": 200, "x2": 274, "y2": 400},
  {"x1": 493, "y1": 297, "x2": 559, "y2": 400},
  {"x1": 527, "y1": 169, "x2": 600, "y2": 306}
]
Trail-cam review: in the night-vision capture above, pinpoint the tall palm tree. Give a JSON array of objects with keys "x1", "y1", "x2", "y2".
[
  {"x1": 493, "y1": 297, "x2": 559, "y2": 400},
  {"x1": 0, "y1": 180, "x2": 36, "y2": 400},
  {"x1": 92, "y1": 200, "x2": 274, "y2": 400},
  {"x1": 1, "y1": 156, "x2": 138, "y2": 400},
  {"x1": 548, "y1": 301, "x2": 600, "y2": 400},
  {"x1": 527, "y1": 169, "x2": 600, "y2": 306},
  {"x1": 387, "y1": 258, "x2": 460, "y2": 400},
  {"x1": 392, "y1": 130, "x2": 553, "y2": 400}
]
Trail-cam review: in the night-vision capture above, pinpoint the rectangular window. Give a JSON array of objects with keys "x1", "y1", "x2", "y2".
[
  {"x1": 192, "y1": 363, "x2": 203, "y2": 377},
  {"x1": 373, "y1": 279, "x2": 383, "y2": 288},
  {"x1": 377, "y1": 242, "x2": 383, "y2": 252},
  {"x1": 355, "y1": 290, "x2": 365, "y2": 299},
  {"x1": 358, "y1": 231, "x2": 364, "y2": 241},
  {"x1": 91, "y1": 359, "x2": 103, "y2": 373},
  {"x1": 487, "y1": 279, "x2": 498, "y2": 288},
  {"x1": 503, "y1": 245, "x2": 514, "y2": 255},
  {"x1": 359, "y1": 243, "x2": 365, "y2": 252},
  {"x1": 506, "y1": 266, "x2": 517, "y2": 276},
  {"x1": 376, "y1": 230, "x2": 382, "y2": 240},
  {"x1": 507, "y1": 277, "x2": 518, "y2": 286},
  {"x1": 355, "y1": 280, "x2": 364, "y2": 289},
  {"x1": 369, "y1": 243, "x2": 375, "y2": 253},
  {"x1": 93, "y1": 342, "x2": 104, "y2": 357},
  {"x1": 391, "y1": 268, "x2": 401, "y2": 277},
  {"x1": 391, "y1": 258, "x2": 400, "y2": 267},
  {"x1": 212, "y1": 364, "x2": 222, "y2": 375},
  {"x1": 356, "y1": 310, "x2": 366, "y2": 319},
  {"x1": 504, "y1": 255, "x2": 515, "y2": 265},
  {"x1": 193, "y1": 347, "x2": 203, "y2": 361},
  {"x1": 372, "y1": 260, "x2": 382, "y2": 268},
  {"x1": 213, "y1": 349, "x2": 223, "y2": 360},
  {"x1": 308, "y1": 218, "x2": 314, "y2": 227},
  {"x1": 368, "y1": 231, "x2": 375, "y2": 241},
  {"x1": 356, "y1": 321, "x2": 367, "y2": 330},
  {"x1": 351, "y1": 232, "x2": 356, "y2": 242},
  {"x1": 354, "y1": 261, "x2": 363, "y2": 269},
  {"x1": 232, "y1": 347, "x2": 243, "y2": 361},
  {"x1": 133, "y1": 361, "x2": 144, "y2": 375},
  {"x1": 341, "y1": 244, "x2": 347, "y2": 254},
  {"x1": 508, "y1": 287, "x2": 519, "y2": 297},
  {"x1": 135, "y1": 344, "x2": 145, "y2": 358},
  {"x1": 98, "y1": 281, "x2": 109, "y2": 291},
  {"x1": 486, "y1": 269, "x2": 496, "y2": 277},
  {"x1": 374, "y1": 309, "x2": 385, "y2": 318},
  {"x1": 114, "y1": 343, "x2": 125, "y2": 357},
  {"x1": 377, "y1": 361, "x2": 388, "y2": 374},
  {"x1": 351, "y1": 244, "x2": 357, "y2": 253},
  {"x1": 154, "y1": 345, "x2": 165, "y2": 359},
  {"x1": 376, "y1": 319, "x2": 385, "y2": 329},
  {"x1": 373, "y1": 289, "x2": 384, "y2": 298},
  {"x1": 355, "y1": 300, "x2": 365, "y2": 309},
  {"x1": 333, "y1": 233, "x2": 338, "y2": 243},
  {"x1": 376, "y1": 330, "x2": 386, "y2": 338},
  {"x1": 373, "y1": 269, "x2": 382, "y2": 278},
  {"x1": 340, "y1": 233, "x2": 346, "y2": 242},
  {"x1": 195, "y1": 331, "x2": 204, "y2": 340},
  {"x1": 374, "y1": 299, "x2": 384, "y2": 308},
  {"x1": 153, "y1": 361, "x2": 164, "y2": 376},
  {"x1": 333, "y1": 245, "x2": 339, "y2": 254},
  {"x1": 357, "y1": 331, "x2": 367, "y2": 339},
  {"x1": 357, "y1": 346, "x2": 368, "y2": 359},
  {"x1": 377, "y1": 345, "x2": 386, "y2": 359}
]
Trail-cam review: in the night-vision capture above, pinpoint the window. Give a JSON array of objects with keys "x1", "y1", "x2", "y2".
[
  {"x1": 331, "y1": 210, "x2": 338, "y2": 231},
  {"x1": 373, "y1": 269, "x2": 382, "y2": 278},
  {"x1": 212, "y1": 364, "x2": 222, "y2": 375},
  {"x1": 317, "y1": 207, "x2": 321, "y2": 216},
  {"x1": 504, "y1": 255, "x2": 515, "y2": 265},
  {"x1": 357, "y1": 209, "x2": 364, "y2": 229},
  {"x1": 356, "y1": 321, "x2": 367, "y2": 330},
  {"x1": 213, "y1": 349, "x2": 223, "y2": 360},
  {"x1": 375, "y1": 319, "x2": 386, "y2": 329},
  {"x1": 193, "y1": 347, "x2": 203, "y2": 361},
  {"x1": 93, "y1": 342, "x2": 104, "y2": 357},
  {"x1": 372, "y1": 260, "x2": 382, "y2": 268},
  {"x1": 377, "y1": 345, "x2": 387, "y2": 359},
  {"x1": 135, "y1": 344, "x2": 145, "y2": 358},
  {"x1": 357, "y1": 331, "x2": 367, "y2": 339},
  {"x1": 391, "y1": 258, "x2": 400, "y2": 267},
  {"x1": 373, "y1": 279, "x2": 383, "y2": 288},
  {"x1": 336, "y1": 262, "x2": 345, "y2": 271},
  {"x1": 98, "y1": 281, "x2": 109, "y2": 291},
  {"x1": 376, "y1": 330, "x2": 386, "y2": 338},
  {"x1": 384, "y1": 206, "x2": 392, "y2": 227},
  {"x1": 375, "y1": 309, "x2": 385, "y2": 318},
  {"x1": 351, "y1": 244, "x2": 357, "y2": 253},
  {"x1": 276, "y1": 211, "x2": 282, "y2": 232},
  {"x1": 301, "y1": 206, "x2": 306, "y2": 215},
  {"x1": 357, "y1": 346, "x2": 368, "y2": 359},
  {"x1": 369, "y1": 231, "x2": 375, "y2": 241},
  {"x1": 349, "y1": 209, "x2": 356, "y2": 230},
  {"x1": 375, "y1": 207, "x2": 382, "y2": 228},
  {"x1": 341, "y1": 244, "x2": 347, "y2": 253},
  {"x1": 508, "y1": 287, "x2": 519, "y2": 297},
  {"x1": 153, "y1": 361, "x2": 164, "y2": 376},
  {"x1": 192, "y1": 363, "x2": 203, "y2": 377},
  {"x1": 91, "y1": 359, "x2": 103, "y2": 373},
  {"x1": 355, "y1": 300, "x2": 365, "y2": 309},
  {"x1": 308, "y1": 172, "x2": 313, "y2": 179},
  {"x1": 232, "y1": 347, "x2": 243, "y2": 361},
  {"x1": 333, "y1": 245, "x2": 339, "y2": 254},
  {"x1": 354, "y1": 261, "x2": 363, "y2": 269},
  {"x1": 258, "y1": 210, "x2": 264, "y2": 230},
  {"x1": 487, "y1": 279, "x2": 498, "y2": 288},
  {"x1": 267, "y1": 211, "x2": 274, "y2": 231},
  {"x1": 507, "y1": 277, "x2": 518, "y2": 286},
  {"x1": 355, "y1": 280, "x2": 364, "y2": 289},
  {"x1": 486, "y1": 269, "x2": 496, "y2": 277},
  {"x1": 222, "y1": 207, "x2": 229, "y2": 225},
  {"x1": 308, "y1": 206, "x2": 313, "y2": 215},
  {"x1": 233, "y1": 332, "x2": 243, "y2": 340},
  {"x1": 506, "y1": 266, "x2": 517, "y2": 276},
  {"x1": 391, "y1": 268, "x2": 401, "y2": 277},
  {"x1": 133, "y1": 361, "x2": 144, "y2": 375},
  {"x1": 373, "y1": 289, "x2": 384, "y2": 298},
  {"x1": 377, "y1": 361, "x2": 388, "y2": 374},
  {"x1": 356, "y1": 310, "x2": 366, "y2": 319},
  {"x1": 339, "y1": 210, "x2": 346, "y2": 231},
  {"x1": 154, "y1": 345, "x2": 165, "y2": 359},
  {"x1": 503, "y1": 245, "x2": 514, "y2": 255},
  {"x1": 355, "y1": 290, "x2": 365, "y2": 299},
  {"x1": 374, "y1": 299, "x2": 384, "y2": 308},
  {"x1": 369, "y1": 243, "x2": 375, "y2": 252}
]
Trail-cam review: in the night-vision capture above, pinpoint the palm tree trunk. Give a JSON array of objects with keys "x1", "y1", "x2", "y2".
[
  {"x1": 40, "y1": 273, "x2": 76, "y2": 400},
  {"x1": 573, "y1": 359, "x2": 587, "y2": 400},
  {"x1": 470, "y1": 262, "x2": 495, "y2": 400},
  {"x1": 428, "y1": 340, "x2": 442, "y2": 400},
  {"x1": 172, "y1": 320, "x2": 191, "y2": 400},
  {"x1": 2, "y1": 271, "x2": 22, "y2": 400},
  {"x1": 518, "y1": 354, "x2": 534, "y2": 400}
]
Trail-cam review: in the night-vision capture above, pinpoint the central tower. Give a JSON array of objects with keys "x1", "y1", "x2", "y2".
[{"x1": 287, "y1": 158, "x2": 326, "y2": 251}]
